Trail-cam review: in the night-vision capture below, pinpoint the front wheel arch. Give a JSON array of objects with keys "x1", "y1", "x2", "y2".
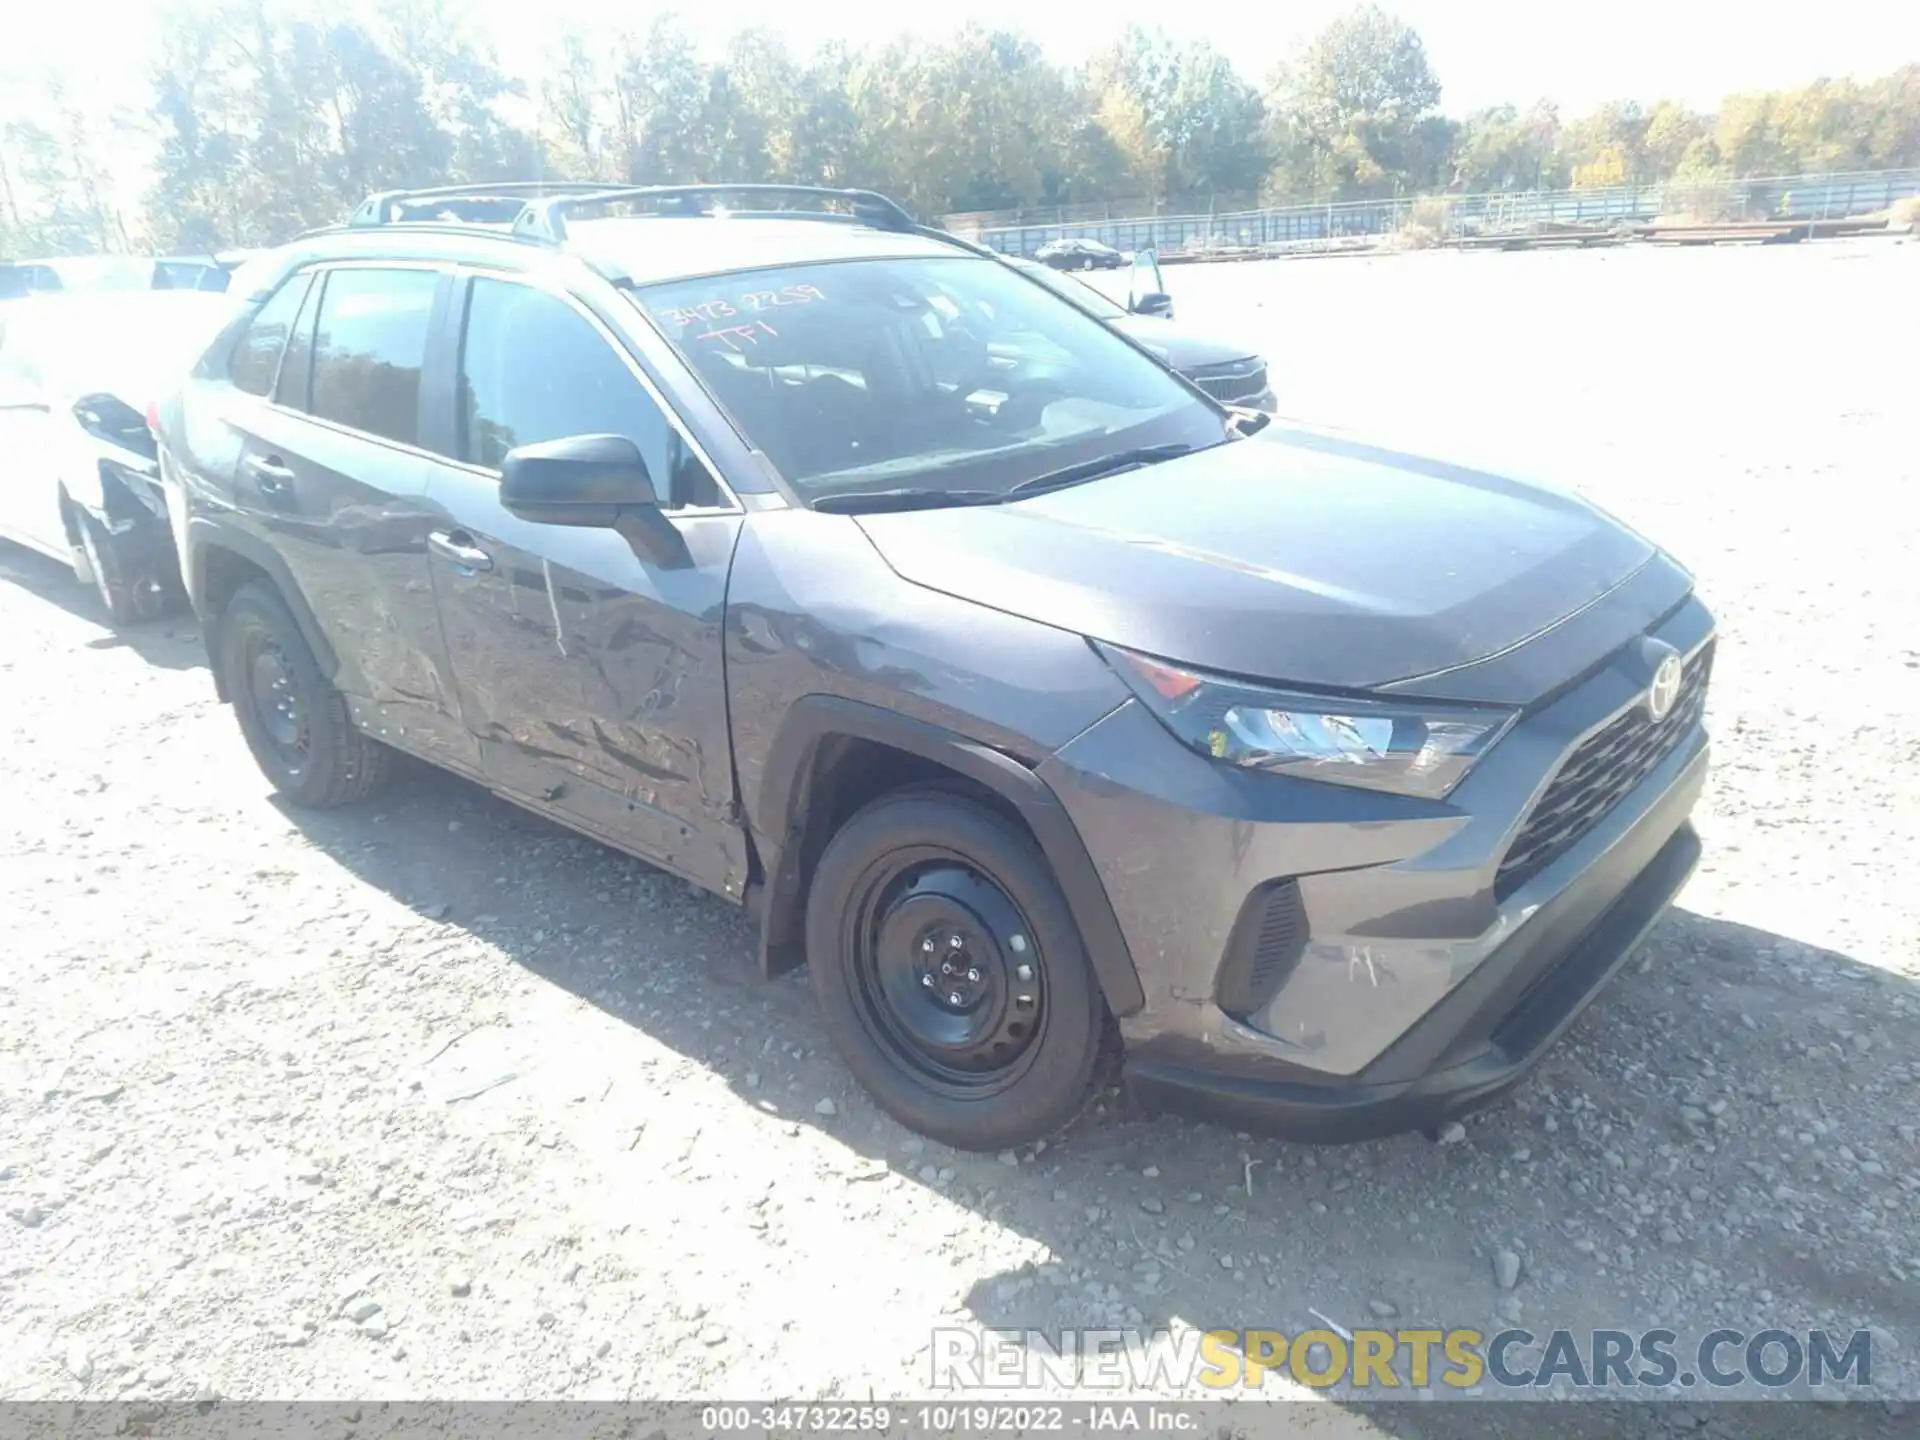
[{"x1": 751, "y1": 696, "x2": 1144, "y2": 1019}]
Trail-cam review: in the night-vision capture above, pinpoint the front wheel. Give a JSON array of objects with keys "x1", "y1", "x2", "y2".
[
  {"x1": 806, "y1": 789, "x2": 1113, "y2": 1150},
  {"x1": 217, "y1": 579, "x2": 392, "y2": 807}
]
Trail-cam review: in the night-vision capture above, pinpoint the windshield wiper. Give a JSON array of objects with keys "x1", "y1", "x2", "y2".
[
  {"x1": 811, "y1": 487, "x2": 1004, "y2": 515},
  {"x1": 1002, "y1": 443, "x2": 1196, "y2": 500}
]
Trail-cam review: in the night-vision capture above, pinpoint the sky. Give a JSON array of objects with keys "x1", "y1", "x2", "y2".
[{"x1": 6, "y1": 0, "x2": 1919, "y2": 119}]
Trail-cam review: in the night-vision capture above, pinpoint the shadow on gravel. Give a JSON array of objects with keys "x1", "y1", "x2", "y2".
[
  {"x1": 0, "y1": 539, "x2": 205, "y2": 671},
  {"x1": 275, "y1": 758, "x2": 1916, "y2": 1436}
]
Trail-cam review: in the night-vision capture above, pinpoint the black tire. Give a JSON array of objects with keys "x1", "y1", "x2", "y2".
[
  {"x1": 806, "y1": 788, "x2": 1114, "y2": 1151},
  {"x1": 74, "y1": 511, "x2": 166, "y2": 627},
  {"x1": 217, "y1": 579, "x2": 391, "y2": 807}
]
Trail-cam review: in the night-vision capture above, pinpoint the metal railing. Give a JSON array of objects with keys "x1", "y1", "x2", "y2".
[{"x1": 954, "y1": 168, "x2": 1920, "y2": 258}]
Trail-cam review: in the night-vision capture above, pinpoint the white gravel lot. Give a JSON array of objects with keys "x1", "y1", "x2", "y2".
[{"x1": 1, "y1": 239, "x2": 1916, "y2": 1435}]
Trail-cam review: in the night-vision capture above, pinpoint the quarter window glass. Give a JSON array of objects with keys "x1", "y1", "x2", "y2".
[
  {"x1": 275, "y1": 272, "x2": 322, "y2": 411},
  {"x1": 457, "y1": 278, "x2": 719, "y2": 508},
  {"x1": 309, "y1": 268, "x2": 439, "y2": 446},
  {"x1": 229, "y1": 274, "x2": 312, "y2": 398}
]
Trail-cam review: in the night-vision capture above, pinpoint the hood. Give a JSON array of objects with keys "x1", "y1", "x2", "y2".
[
  {"x1": 855, "y1": 426, "x2": 1669, "y2": 699},
  {"x1": 1108, "y1": 315, "x2": 1255, "y2": 373}
]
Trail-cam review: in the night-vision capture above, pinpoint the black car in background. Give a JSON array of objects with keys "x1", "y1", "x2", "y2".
[
  {"x1": 1003, "y1": 253, "x2": 1276, "y2": 412},
  {"x1": 1034, "y1": 236, "x2": 1126, "y2": 270}
]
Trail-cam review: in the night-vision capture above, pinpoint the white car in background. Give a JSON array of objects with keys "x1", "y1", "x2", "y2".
[{"x1": 0, "y1": 290, "x2": 236, "y2": 624}]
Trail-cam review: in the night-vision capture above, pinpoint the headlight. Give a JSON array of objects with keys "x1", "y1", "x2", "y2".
[{"x1": 1098, "y1": 643, "x2": 1516, "y2": 799}]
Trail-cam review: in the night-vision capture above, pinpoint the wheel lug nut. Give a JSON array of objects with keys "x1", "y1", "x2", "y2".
[
  {"x1": 1015, "y1": 964, "x2": 1033, "y2": 981},
  {"x1": 947, "y1": 934, "x2": 963, "y2": 949},
  {"x1": 966, "y1": 968, "x2": 980, "y2": 983},
  {"x1": 921, "y1": 974, "x2": 934, "y2": 987},
  {"x1": 948, "y1": 992, "x2": 963, "y2": 1007},
  {"x1": 921, "y1": 938, "x2": 934, "y2": 953}
]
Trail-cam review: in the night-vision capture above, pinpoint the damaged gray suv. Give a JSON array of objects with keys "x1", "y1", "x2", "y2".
[{"x1": 158, "y1": 183, "x2": 1712, "y2": 1151}]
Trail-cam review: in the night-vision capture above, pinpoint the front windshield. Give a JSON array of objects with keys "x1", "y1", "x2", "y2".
[
  {"x1": 1008, "y1": 259, "x2": 1127, "y2": 321},
  {"x1": 637, "y1": 255, "x2": 1225, "y2": 502}
]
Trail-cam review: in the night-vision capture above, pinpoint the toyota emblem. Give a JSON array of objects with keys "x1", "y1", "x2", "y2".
[{"x1": 1646, "y1": 652, "x2": 1684, "y2": 722}]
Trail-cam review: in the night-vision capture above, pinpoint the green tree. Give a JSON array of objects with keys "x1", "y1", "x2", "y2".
[
  {"x1": 1452, "y1": 102, "x2": 1562, "y2": 191},
  {"x1": 1281, "y1": 3, "x2": 1446, "y2": 197},
  {"x1": 1642, "y1": 101, "x2": 1708, "y2": 177},
  {"x1": 542, "y1": 27, "x2": 611, "y2": 180},
  {"x1": 2, "y1": 76, "x2": 127, "y2": 253},
  {"x1": 1561, "y1": 101, "x2": 1649, "y2": 187}
]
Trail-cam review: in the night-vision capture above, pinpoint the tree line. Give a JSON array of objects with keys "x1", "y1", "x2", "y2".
[{"x1": 3, "y1": 0, "x2": 1917, "y2": 256}]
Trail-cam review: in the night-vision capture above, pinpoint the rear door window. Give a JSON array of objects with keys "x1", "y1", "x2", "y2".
[
  {"x1": 229, "y1": 273, "x2": 313, "y2": 398},
  {"x1": 308, "y1": 268, "x2": 441, "y2": 447}
]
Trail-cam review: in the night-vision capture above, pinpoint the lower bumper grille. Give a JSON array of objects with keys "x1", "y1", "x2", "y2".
[
  {"x1": 1215, "y1": 879, "x2": 1308, "y2": 1016},
  {"x1": 1496, "y1": 643, "x2": 1713, "y2": 897}
]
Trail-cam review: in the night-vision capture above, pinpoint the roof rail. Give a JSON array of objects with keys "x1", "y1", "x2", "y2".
[
  {"x1": 509, "y1": 184, "x2": 921, "y2": 242},
  {"x1": 348, "y1": 181, "x2": 618, "y2": 229},
  {"x1": 337, "y1": 181, "x2": 1002, "y2": 264}
]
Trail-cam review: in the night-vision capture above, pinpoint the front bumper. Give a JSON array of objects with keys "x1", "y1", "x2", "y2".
[
  {"x1": 1126, "y1": 815, "x2": 1699, "y2": 1141},
  {"x1": 1037, "y1": 595, "x2": 1713, "y2": 1141}
]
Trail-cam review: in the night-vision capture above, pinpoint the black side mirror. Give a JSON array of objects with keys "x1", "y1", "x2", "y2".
[
  {"x1": 1131, "y1": 292, "x2": 1175, "y2": 318},
  {"x1": 501, "y1": 434, "x2": 656, "y2": 527},
  {"x1": 1227, "y1": 406, "x2": 1272, "y2": 437}
]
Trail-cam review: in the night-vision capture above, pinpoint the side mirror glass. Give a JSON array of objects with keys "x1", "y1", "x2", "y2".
[{"x1": 501, "y1": 433, "x2": 656, "y2": 528}]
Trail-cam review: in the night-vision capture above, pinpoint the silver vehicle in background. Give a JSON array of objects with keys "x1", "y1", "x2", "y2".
[{"x1": 0, "y1": 290, "x2": 236, "y2": 623}]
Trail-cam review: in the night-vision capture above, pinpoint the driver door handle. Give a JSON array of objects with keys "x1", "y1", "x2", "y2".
[
  {"x1": 428, "y1": 529, "x2": 494, "y2": 573},
  {"x1": 243, "y1": 454, "x2": 294, "y2": 490}
]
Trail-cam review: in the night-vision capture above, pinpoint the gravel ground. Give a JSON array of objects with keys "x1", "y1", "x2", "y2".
[{"x1": 2, "y1": 240, "x2": 1916, "y2": 1434}]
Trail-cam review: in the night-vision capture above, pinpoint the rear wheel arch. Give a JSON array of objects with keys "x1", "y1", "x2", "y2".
[
  {"x1": 751, "y1": 696, "x2": 1144, "y2": 1019},
  {"x1": 186, "y1": 520, "x2": 337, "y2": 699}
]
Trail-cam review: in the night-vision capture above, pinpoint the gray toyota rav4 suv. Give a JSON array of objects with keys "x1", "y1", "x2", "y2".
[{"x1": 158, "y1": 184, "x2": 1713, "y2": 1152}]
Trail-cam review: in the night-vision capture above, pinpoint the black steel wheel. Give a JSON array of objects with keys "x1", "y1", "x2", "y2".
[
  {"x1": 217, "y1": 579, "x2": 392, "y2": 808},
  {"x1": 807, "y1": 788, "x2": 1113, "y2": 1150},
  {"x1": 241, "y1": 631, "x2": 310, "y2": 771},
  {"x1": 845, "y1": 854, "x2": 1050, "y2": 1096}
]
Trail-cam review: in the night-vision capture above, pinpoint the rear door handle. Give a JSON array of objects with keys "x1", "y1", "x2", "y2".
[
  {"x1": 428, "y1": 529, "x2": 494, "y2": 573},
  {"x1": 243, "y1": 454, "x2": 294, "y2": 490}
]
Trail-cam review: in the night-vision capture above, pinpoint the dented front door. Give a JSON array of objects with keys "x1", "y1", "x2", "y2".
[{"x1": 421, "y1": 271, "x2": 749, "y2": 898}]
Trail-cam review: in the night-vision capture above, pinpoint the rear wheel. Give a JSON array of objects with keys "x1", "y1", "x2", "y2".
[
  {"x1": 806, "y1": 789, "x2": 1113, "y2": 1150},
  {"x1": 217, "y1": 579, "x2": 391, "y2": 807}
]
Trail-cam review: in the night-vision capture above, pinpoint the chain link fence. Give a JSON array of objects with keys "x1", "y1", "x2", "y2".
[{"x1": 950, "y1": 169, "x2": 1920, "y2": 259}]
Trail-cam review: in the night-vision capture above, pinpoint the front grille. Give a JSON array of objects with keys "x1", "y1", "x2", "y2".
[
  {"x1": 1215, "y1": 879, "x2": 1308, "y2": 1016},
  {"x1": 1190, "y1": 358, "x2": 1268, "y2": 404},
  {"x1": 1495, "y1": 643, "x2": 1713, "y2": 898}
]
